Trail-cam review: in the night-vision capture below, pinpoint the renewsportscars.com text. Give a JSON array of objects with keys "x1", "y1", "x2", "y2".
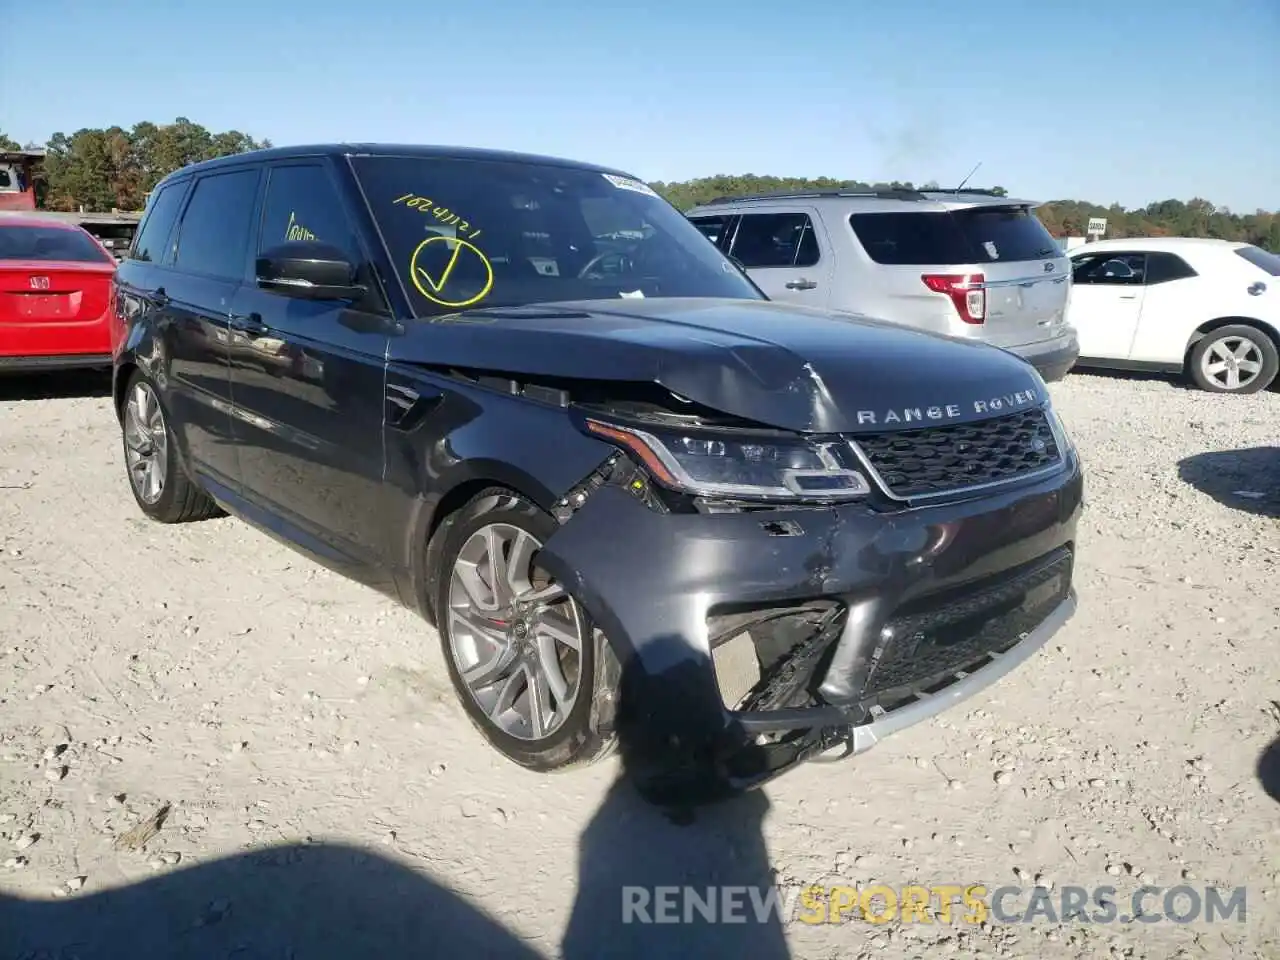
[{"x1": 621, "y1": 884, "x2": 1248, "y2": 926}]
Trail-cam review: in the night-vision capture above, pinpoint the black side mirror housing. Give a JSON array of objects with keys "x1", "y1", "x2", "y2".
[{"x1": 256, "y1": 241, "x2": 366, "y2": 301}]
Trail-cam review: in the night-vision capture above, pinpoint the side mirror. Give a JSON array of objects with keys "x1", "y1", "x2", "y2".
[{"x1": 256, "y1": 241, "x2": 366, "y2": 301}]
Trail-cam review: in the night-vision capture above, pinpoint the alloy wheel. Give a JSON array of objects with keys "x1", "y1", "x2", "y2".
[
  {"x1": 446, "y1": 523, "x2": 584, "y2": 741},
  {"x1": 1199, "y1": 335, "x2": 1264, "y2": 391},
  {"x1": 124, "y1": 381, "x2": 168, "y2": 504}
]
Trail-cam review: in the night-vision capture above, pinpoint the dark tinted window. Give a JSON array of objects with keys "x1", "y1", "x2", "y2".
[
  {"x1": 258, "y1": 164, "x2": 360, "y2": 261},
  {"x1": 688, "y1": 214, "x2": 734, "y2": 250},
  {"x1": 850, "y1": 212, "x2": 973, "y2": 264},
  {"x1": 1071, "y1": 252, "x2": 1146, "y2": 285},
  {"x1": 1145, "y1": 251, "x2": 1198, "y2": 284},
  {"x1": 851, "y1": 206, "x2": 1058, "y2": 264},
  {"x1": 174, "y1": 169, "x2": 260, "y2": 280},
  {"x1": 1235, "y1": 244, "x2": 1280, "y2": 276},
  {"x1": 131, "y1": 182, "x2": 186, "y2": 263},
  {"x1": 952, "y1": 206, "x2": 1058, "y2": 261},
  {"x1": 351, "y1": 157, "x2": 761, "y2": 316},
  {"x1": 0, "y1": 225, "x2": 113, "y2": 263},
  {"x1": 730, "y1": 213, "x2": 820, "y2": 268}
]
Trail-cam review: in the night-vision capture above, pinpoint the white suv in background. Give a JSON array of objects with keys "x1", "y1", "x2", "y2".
[
  {"x1": 686, "y1": 188, "x2": 1079, "y2": 382},
  {"x1": 1066, "y1": 237, "x2": 1279, "y2": 394}
]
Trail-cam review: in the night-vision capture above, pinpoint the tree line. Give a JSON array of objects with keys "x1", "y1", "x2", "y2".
[
  {"x1": 2, "y1": 121, "x2": 1276, "y2": 250},
  {"x1": 0, "y1": 119, "x2": 269, "y2": 213}
]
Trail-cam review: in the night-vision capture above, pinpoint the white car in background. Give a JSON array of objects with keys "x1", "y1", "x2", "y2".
[{"x1": 1067, "y1": 237, "x2": 1279, "y2": 393}]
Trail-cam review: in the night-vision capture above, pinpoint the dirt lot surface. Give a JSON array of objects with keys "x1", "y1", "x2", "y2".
[{"x1": 1, "y1": 369, "x2": 1277, "y2": 960}]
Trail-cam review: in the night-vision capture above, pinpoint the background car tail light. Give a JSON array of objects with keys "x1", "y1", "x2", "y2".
[{"x1": 922, "y1": 273, "x2": 986, "y2": 324}]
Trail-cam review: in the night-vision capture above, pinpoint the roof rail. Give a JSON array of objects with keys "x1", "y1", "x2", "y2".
[
  {"x1": 702, "y1": 188, "x2": 925, "y2": 205},
  {"x1": 923, "y1": 187, "x2": 1008, "y2": 197}
]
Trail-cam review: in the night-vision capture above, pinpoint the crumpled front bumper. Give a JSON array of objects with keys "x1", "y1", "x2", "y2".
[{"x1": 536, "y1": 452, "x2": 1083, "y2": 801}]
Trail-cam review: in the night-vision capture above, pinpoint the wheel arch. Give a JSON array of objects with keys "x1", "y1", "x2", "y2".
[
  {"x1": 112, "y1": 359, "x2": 138, "y2": 423},
  {"x1": 415, "y1": 469, "x2": 560, "y2": 629},
  {"x1": 1183, "y1": 316, "x2": 1280, "y2": 369}
]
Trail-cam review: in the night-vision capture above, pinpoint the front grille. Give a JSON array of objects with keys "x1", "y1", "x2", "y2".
[
  {"x1": 853, "y1": 408, "x2": 1061, "y2": 499},
  {"x1": 861, "y1": 547, "x2": 1072, "y2": 703}
]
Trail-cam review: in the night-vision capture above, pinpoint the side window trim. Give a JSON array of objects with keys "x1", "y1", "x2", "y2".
[
  {"x1": 170, "y1": 165, "x2": 265, "y2": 282},
  {"x1": 128, "y1": 178, "x2": 191, "y2": 266}
]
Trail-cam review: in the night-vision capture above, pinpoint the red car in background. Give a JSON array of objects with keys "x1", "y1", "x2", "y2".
[{"x1": 0, "y1": 215, "x2": 118, "y2": 372}]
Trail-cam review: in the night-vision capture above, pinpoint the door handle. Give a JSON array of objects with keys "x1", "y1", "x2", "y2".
[
  {"x1": 785, "y1": 279, "x2": 818, "y2": 290},
  {"x1": 230, "y1": 312, "x2": 270, "y2": 336},
  {"x1": 1118, "y1": 294, "x2": 1137, "y2": 300}
]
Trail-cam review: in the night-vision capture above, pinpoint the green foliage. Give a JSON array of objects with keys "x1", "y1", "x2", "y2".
[
  {"x1": 648, "y1": 176, "x2": 1280, "y2": 251},
  {"x1": 0, "y1": 131, "x2": 21, "y2": 151},
  {"x1": 30, "y1": 118, "x2": 270, "y2": 212}
]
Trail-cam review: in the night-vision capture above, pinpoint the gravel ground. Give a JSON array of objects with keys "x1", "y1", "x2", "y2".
[{"x1": 0, "y1": 368, "x2": 1277, "y2": 960}]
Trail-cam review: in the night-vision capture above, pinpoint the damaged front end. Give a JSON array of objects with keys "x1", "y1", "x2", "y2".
[{"x1": 531, "y1": 385, "x2": 1082, "y2": 803}]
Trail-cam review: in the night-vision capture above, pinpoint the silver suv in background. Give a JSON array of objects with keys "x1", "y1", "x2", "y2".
[{"x1": 686, "y1": 189, "x2": 1080, "y2": 382}]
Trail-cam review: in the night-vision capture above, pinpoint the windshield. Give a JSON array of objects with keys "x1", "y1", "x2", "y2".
[
  {"x1": 0, "y1": 225, "x2": 113, "y2": 263},
  {"x1": 350, "y1": 156, "x2": 762, "y2": 316}
]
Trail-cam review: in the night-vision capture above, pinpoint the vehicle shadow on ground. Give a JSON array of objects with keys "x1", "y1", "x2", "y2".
[
  {"x1": 1176, "y1": 447, "x2": 1280, "y2": 518},
  {"x1": 0, "y1": 841, "x2": 545, "y2": 960},
  {"x1": 0, "y1": 666, "x2": 790, "y2": 960},
  {"x1": 0, "y1": 369, "x2": 113, "y2": 402},
  {"x1": 1260, "y1": 735, "x2": 1280, "y2": 805},
  {"x1": 0, "y1": 781, "x2": 786, "y2": 960}
]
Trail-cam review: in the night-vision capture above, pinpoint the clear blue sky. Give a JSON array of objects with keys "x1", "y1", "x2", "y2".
[{"x1": 2, "y1": 0, "x2": 1276, "y2": 211}]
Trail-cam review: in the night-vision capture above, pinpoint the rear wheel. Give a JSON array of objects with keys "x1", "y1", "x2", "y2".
[
  {"x1": 1188, "y1": 325, "x2": 1278, "y2": 394},
  {"x1": 433, "y1": 489, "x2": 618, "y2": 771},
  {"x1": 121, "y1": 371, "x2": 222, "y2": 523}
]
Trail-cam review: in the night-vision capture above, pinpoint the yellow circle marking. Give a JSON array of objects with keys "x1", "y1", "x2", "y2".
[{"x1": 410, "y1": 235, "x2": 494, "y2": 308}]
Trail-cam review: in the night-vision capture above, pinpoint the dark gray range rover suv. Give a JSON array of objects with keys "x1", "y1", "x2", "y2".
[{"x1": 110, "y1": 144, "x2": 1082, "y2": 802}]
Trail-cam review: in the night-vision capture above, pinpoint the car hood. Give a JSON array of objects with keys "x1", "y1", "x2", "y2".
[{"x1": 390, "y1": 297, "x2": 1047, "y2": 434}]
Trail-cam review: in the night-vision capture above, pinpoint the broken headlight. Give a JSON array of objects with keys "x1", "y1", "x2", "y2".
[{"x1": 584, "y1": 419, "x2": 870, "y2": 502}]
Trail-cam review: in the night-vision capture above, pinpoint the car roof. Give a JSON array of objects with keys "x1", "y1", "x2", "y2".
[
  {"x1": 0, "y1": 212, "x2": 89, "y2": 231},
  {"x1": 1070, "y1": 237, "x2": 1247, "y2": 254},
  {"x1": 687, "y1": 189, "x2": 1039, "y2": 216},
  {"x1": 152, "y1": 143, "x2": 637, "y2": 191}
]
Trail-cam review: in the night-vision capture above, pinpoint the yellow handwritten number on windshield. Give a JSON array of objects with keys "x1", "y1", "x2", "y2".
[{"x1": 409, "y1": 235, "x2": 494, "y2": 308}]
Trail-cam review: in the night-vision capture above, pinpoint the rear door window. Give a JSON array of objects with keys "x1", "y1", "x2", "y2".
[
  {"x1": 729, "y1": 213, "x2": 820, "y2": 268},
  {"x1": 1144, "y1": 251, "x2": 1198, "y2": 284},
  {"x1": 687, "y1": 214, "x2": 736, "y2": 251},
  {"x1": 849, "y1": 212, "x2": 973, "y2": 264},
  {"x1": 1234, "y1": 245, "x2": 1280, "y2": 276},
  {"x1": 173, "y1": 168, "x2": 261, "y2": 280},
  {"x1": 130, "y1": 182, "x2": 188, "y2": 264}
]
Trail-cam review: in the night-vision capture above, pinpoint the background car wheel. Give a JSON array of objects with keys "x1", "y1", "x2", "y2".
[
  {"x1": 1188, "y1": 325, "x2": 1279, "y2": 394},
  {"x1": 121, "y1": 371, "x2": 222, "y2": 523},
  {"x1": 433, "y1": 488, "x2": 619, "y2": 772}
]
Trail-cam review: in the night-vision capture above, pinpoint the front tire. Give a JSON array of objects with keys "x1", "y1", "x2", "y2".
[
  {"x1": 1188, "y1": 325, "x2": 1278, "y2": 394},
  {"x1": 121, "y1": 370, "x2": 222, "y2": 523},
  {"x1": 432, "y1": 488, "x2": 618, "y2": 772}
]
